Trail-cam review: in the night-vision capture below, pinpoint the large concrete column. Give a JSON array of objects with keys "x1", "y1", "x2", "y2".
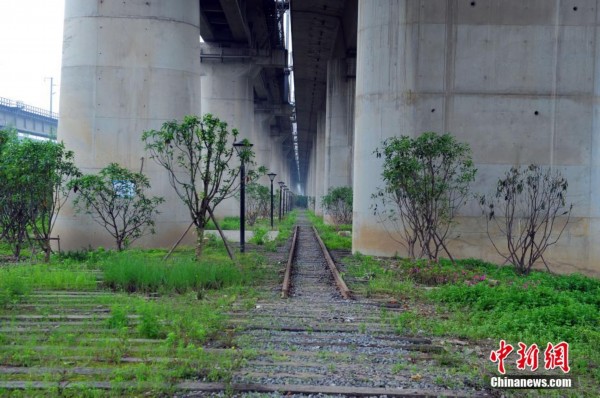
[
  {"x1": 200, "y1": 51, "x2": 256, "y2": 218},
  {"x1": 353, "y1": 0, "x2": 600, "y2": 275},
  {"x1": 324, "y1": 57, "x2": 355, "y2": 223},
  {"x1": 314, "y1": 111, "x2": 327, "y2": 216},
  {"x1": 253, "y1": 112, "x2": 273, "y2": 183},
  {"x1": 56, "y1": 0, "x2": 201, "y2": 250},
  {"x1": 353, "y1": 0, "x2": 417, "y2": 255}
]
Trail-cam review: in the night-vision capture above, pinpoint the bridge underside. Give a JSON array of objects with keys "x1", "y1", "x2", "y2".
[{"x1": 56, "y1": 0, "x2": 600, "y2": 275}]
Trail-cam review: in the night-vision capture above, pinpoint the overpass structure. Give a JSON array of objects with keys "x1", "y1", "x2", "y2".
[
  {"x1": 57, "y1": 0, "x2": 600, "y2": 275},
  {"x1": 0, "y1": 96, "x2": 57, "y2": 139}
]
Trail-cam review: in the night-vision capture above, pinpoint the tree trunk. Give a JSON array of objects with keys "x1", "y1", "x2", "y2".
[
  {"x1": 195, "y1": 227, "x2": 205, "y2": 259},
  {"x1": 43, "y1": 239, "x2": 51, "y2": 263},
  {"x1": 208, "y1": 206, "x2": 235, "y2": 261}
]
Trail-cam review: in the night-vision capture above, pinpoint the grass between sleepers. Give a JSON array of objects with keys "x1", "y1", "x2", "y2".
[
  {"x1": 343, "y1": 254, "x2": 600, "y2": 397},
  {"x1": 0, "y1": 217, "x2": 297, "y2": 396},
  {"x1": 307, "y1": 210, "x2": 351, "y2": 250}
]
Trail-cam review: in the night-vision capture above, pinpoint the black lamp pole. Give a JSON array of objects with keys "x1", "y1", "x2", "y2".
[
  {"x1": 233, "y1": 140, "x2": 253, "y2": 253},
  {"x1": 278, "y1": 181, "x2": 284, "y2": 221},
  {"x1": 267, "y1": 172, "x2": 277, "y2": 229},
  {"x1": 282, "y1": 186, "x2": 287, "y2": 217}
]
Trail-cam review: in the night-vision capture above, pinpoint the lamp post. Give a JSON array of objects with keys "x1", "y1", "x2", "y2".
[
  {"x1": 267, "y1": 172, "x2": 277, "y2": 229},
  {"x1": 233, "y1": 140, "x2": 253, "y2": 253},
  {"x1": 278, "y1": 181, "x2": 284, "y2": 221},
  {"x1": 282, "y1": 186, "x2": 287, "y2": 217}
]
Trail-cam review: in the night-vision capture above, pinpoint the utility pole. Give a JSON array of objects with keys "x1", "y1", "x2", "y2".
[
  {"x1": 44, "y1": 77, "x2": 56, "y2": 116},
  {"x1": 45, "y1": 77, "x2": 57, "y2": 140}
]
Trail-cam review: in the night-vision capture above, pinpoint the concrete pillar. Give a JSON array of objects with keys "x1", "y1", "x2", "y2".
[
  {"x1": 352, "y1": 0, "x2": 600, "y2": 275},
  {"x1": 310, "y1": 135, "x2": 317, "y2": 210},
  {"x1": 200, "y1": 50, "x2": 256, "y2": 218},
  {"x1": 56, "y1": 0, "x2": 201, "y2": 250},
  {"x1": 314, "y1": 111, "x2": 327, "y2": 216},
  {"x1": 253, "y1": 112, "x2": 273, "y2": 185},
  {"x1": 324, "y1": 57, "x2": 355, "y2": 223},
  {"x1": 353, "y1": 0, "x2": 417, "y2": 255}
]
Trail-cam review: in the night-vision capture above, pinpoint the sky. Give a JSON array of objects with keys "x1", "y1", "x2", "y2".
[{"x1": 0, "y1": 0, "x2": 65, "y2": 113}]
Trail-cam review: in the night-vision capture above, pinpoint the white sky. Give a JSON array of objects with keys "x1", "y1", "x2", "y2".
[{"x1": 0, "y1": 0, "x2": 65, "y2": 113}]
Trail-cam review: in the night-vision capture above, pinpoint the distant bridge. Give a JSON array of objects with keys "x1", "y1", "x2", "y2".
[{"x1": 0, "y1": 96, "x2": 57, "y2": 140}]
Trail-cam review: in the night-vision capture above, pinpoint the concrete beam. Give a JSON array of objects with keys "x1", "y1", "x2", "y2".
[{"x1": 219, "y1": 0, "x2": 251, "y2": 44}]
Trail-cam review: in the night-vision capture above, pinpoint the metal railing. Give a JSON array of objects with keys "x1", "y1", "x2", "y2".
[{"x1": 0, "y1": 96, "x2": 58, "y2": 120}]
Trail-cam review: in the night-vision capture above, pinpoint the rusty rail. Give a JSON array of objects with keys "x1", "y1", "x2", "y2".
[
  {"x1": 312, "y1": 226, "x2": 352, "y2": 299},
  {"x1": 281, "y1": 225, "x2": 299, "y2": 298}
]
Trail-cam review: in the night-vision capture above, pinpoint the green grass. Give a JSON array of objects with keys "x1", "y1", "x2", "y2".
[
  {"x1": 0, "y1": 263, "x2": 98, "y2": 307},
  {"x1": 205, "y1": 216, "x2": 241, "y2": 230},
  {"x1": 101, "y1": 246, "x2": 268, "y2": 294},
  {"x1": 307, "y1": 211, "x2": 351, "y2": 250},
  {"x1": 344, "y1": 254, "x2": 600, "y2": 394},
  {"x1": 205, "y1": 216, "x2": 285, "y2": 232},
  {"x1": 0, "y1": 293, "x2": 252, "y2": 394},
  {"x1": 0, "y1": 241, "x2": 273, "y2": 396}
]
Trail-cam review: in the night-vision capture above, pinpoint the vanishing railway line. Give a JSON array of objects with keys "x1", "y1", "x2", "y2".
[
  {"x1": 220, "y1": 212, "x2": 488, "y2": 397},
  {"x1": 0, "y1": 212, "x2": 488, "y2": 397}
]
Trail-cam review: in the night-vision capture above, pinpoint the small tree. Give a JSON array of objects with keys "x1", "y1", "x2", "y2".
[
  {"x1": 69, "y1": 163, "x2": 164, "y2": 251},
  {"x1": 372, "y1": 132, "x2": 476, "y2": 261},
  {"x1": 0, "y1": 130, "x2": 28, "y2": 259},
  {"x1": 245, "y1": 183, "x2": 270, "y2": 226},
  {"x1": 322, "y1": 186, "x2": 353, "y2": 227},
  {"x1": 0, "y1": 131, "x2": 79, "y2": 261},
  {"x1": 480, "y1": 164, "x2": 572, "y2": 275},
  {"x1": 18, "y1": 140, "x2": 80, "y2": 261},
  {"x1": 142, "y1": 114, "x2": 254, "y2": 258}
]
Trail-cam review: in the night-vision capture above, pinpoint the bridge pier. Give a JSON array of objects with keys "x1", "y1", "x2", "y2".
[
  {"x1": 56, "y1": 0, "x2": 202, "y2": 250},
  {"x1": 351, "y1": 0, "x2": 600, "y2": 274},
  {"x1": 323, "y1": 57, "x2": 355, "y2": 224},
  {"x1": 314, "y1": 112, "x2": 326, "y2": 216},
  {"x1": 200, "y1": 58, "x2": 253, "y2": 219}
]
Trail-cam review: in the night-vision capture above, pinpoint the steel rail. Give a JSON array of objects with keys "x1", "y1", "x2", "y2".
[
  {"x1": 280, "y1": 225, "x2": 298, "y2": 298},
  {"x1": 312, "y1": 226, "x2": 352, "y2": 299}
]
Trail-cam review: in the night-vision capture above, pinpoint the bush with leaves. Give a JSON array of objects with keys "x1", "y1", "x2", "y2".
[
  {"x1": 372, "y1": 132, "x2": 476, "y2": 261},
  {"x1": 69, "y1": 163, "x2": 164, "y2": 251},
  {"x1": 245, "y1": 183, "x2": 270, "y2": 226},
  {"x1": 0, "y1": 129, "x2": 80, "y2": 260},
  {"x1": 143, "y1": 114, "x2": 257, "y2": 259},
  {"x1": 480, "y1": 164, "x2": 572, "y2": 275},
  {"x1": 321, "y1": 186, "x2": 353, "y2": 227}
]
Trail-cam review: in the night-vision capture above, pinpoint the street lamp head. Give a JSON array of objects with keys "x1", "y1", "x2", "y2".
[
  {"x1": 278, "y1": 181, "x2": 285, "y2": 188},
  {"x1": 233, "y1": 139, "x2": 254, "y2": 157},
  {"x1": 267, "y1": 172, "x2": 277, "y2": 181}
]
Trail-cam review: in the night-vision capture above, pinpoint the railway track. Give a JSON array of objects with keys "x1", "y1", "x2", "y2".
[
  {"x1": 221, "y1": 212, "x2": 489, "y2": 397},
  {"x1": 0, "y1": 211, "x2": 489, "y2": 397}
]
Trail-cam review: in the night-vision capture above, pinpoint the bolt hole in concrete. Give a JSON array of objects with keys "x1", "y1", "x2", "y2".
[
  {"x1": 534, "y1": 111, "x2": 539, "y2": 116},
  {"x1": 431, "y1": 109, "x2": 435, "y2": 113},
  {"x1": 573, "y1": 6, "x2": 578, "y2": 11},
  {"x1": 470, "y1": 1, "x2": 476, "y2": 7}
]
